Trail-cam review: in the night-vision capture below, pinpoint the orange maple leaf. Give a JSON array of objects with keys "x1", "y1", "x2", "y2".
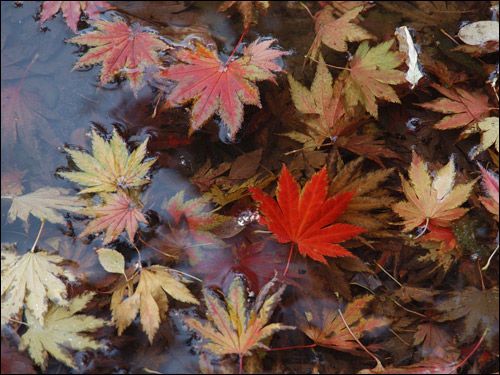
[
  {"x1": 250, "y1": 165, "x2": 365, "y2": 264},
  {"x1": 417, "y1": 83, "x2": 491, "y2": 130},
  {"x1": 80, "y1": 192, "x2": 147, "y2": 244},
  {"x1": 69, "y1": 19, "x2": 169, "y2": 92},
  {"x1": 40, "y1": 1, "x2": 112, "y2": 32},
  {"x1": 392, "y1": 151, "x2": 476, "y2": 232},
  {"x1": 160, "y1": 38, "x2": 288, "y2": 139}
]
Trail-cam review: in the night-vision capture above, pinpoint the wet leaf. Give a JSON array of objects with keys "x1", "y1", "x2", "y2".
[
  {"x1": 417, "y1": 83, "x2": 491, "y2": 131},
  {"x1": 97, "y1": 248, "x2": 125, "y2": 274},
  {"x1": 19, "y1": 292, "x2": 107, "y2": 370},
  {"x1": 218, "y1": 1, "x2": 269, "y2": 29},
  {"x1": 308, "y1": 5, "x2": 374, "y2": 58},
  {"x1": 457, "y1": 21, "x2": 499, "y2": 46},
  {"x1": 472, "y1": 117, "x2": 499, "y2": 158},
  {"x1": 414, "y1": 323, "x2": 456, "y2": 359},
  {"x1": 69, "y1": 19, "x2": 169, "y2": 92},
  {"x1": 343, "y1": 40, "x2": 405, "y2": 118},
  {"x1": 250, "y1": 164, "x2": 365, "y2": 264},
  {"x1": 359, "y1": 357, "x2": 458, "y2": 374},
  {"x1": 40, "y1": 1, "x2": 112, "y2": 32},
  {"x1": 111, "y1": 265, "x2": 198, "y2": 343},
  {"x1": 59, "y1": 129, "x2": 156, "y2": 194},
  {"x1": 1, "y1": 339, "x2": 36, "y2": 374},
  {"x1": 6, "y1": 187, "x2": 84, "y2": 225},
  {"x1": 392, "y1": 151, "x2": 476, "y2": 232},
  {"x1": 80, "y1": 192, "x2": 147, "y2": 244},
  {"x1": 185, "y1": 274, "x2": 294, "y2": 357},
  {"x1": 1, "y1": 244, "x2": 75, "y2": 325},
  {"x1": 299, "y1": 295, "x2": 389, "y2": 354},
  {"x1": 160, "y1": 38, "x2": 288, "y2": 139},
  {"x1": 478, "y1": 163, "x2": 499, "y2": 220},
  {"x1": 436, "y1": 287, "x2": 499, "y2": 349}
]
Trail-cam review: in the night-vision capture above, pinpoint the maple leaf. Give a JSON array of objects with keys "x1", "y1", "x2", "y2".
[
  {"x1": 299, "y1": 295, "x2": 389, "y2": 354},
  {"x1": 414, "y1": 323, "x2": 456, "y2": 360},
  {"x1": 342, "y1": 40, "x2": 406, "y2": 118},
  {"x1": 79, "y1": 192, "x2": 147, "y2": 244},
  {"x1": 392, "y1": 151, "x2": 476, "y2": 232},
  {"x1": 40, "y1": 1, "x2": 112, "y2": 32},
  {"x1": 419, "y1": 224, "x2": 457, "y2": 252},
  {"x1": 111, "y1": 265, "x2": 198, "y2": 343},
  {"x1": 163, "y1": 190, "x2": 229, "y2": 231},
  {"x1": 58, "y1": 129, "x2": 156, "y2": 194},
  {"x1": 218, "y1": 1, "x2": 269, "y2": 29},
  {"x1": 417, "y1": 83, "x2": 491, "y2": 131},
  {"x1": 160, "y1": 38, "x2": 288, "y2": 139},
  {"x1": 436, "y1": 287, "x2": 499, "y2": 349},
  {"x1": 359, "y1": 358, "x2": 459, "y2": 374},
  {"x1": 250, "y1": 164, "x2": 365, "y2": 264},
  {"x1": 19, "y1": 292, "x2": 107, "y2": 370},
  {"x1": 329, "y1": 155, "x2": 395, "y2": 237},
  {"x1": 471, "y1": 117, "x2": 499, "y2": 158},
  {"x1": 185, "y1": 274, "x2": 294, "y2": 358},
  {"x1": 69, "y1": 19, "x2": 169, "y2": 92},
  {"x1": 308, "y1": 5, "x2": 374, "y2": 58},
  {"x1": 478, "y1": 163, "x2": 499, "y2": 220},
  {"x1": 5, "y1": 187, "x2": 85, "y2": 225},
  {"x1": 1, "y1": 244, "x2": 75, "y2": 325}
]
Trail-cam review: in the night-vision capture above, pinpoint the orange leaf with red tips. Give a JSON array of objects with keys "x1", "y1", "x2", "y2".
[
  {"x1": 40, "y1": 1, "x2": 112, "y2": 32},
  {"x1": 160, "y1": 38, "x2": 288, "y2": 139},
  {"x1": 417, "y1": 83, "x2": 491, "y2": 131},
  {"x1": 69, "y1": 19, "x2": 169, "y2": 93},
  {"x1": 250, "y1": 165, "x2": 365, "y2": 264}
]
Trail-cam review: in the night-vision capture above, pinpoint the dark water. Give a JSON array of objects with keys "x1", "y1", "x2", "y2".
[{"x1": 1, "y1": 1, "x2": 498, "y2": 374}]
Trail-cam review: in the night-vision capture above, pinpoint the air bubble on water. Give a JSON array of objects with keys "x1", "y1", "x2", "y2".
[
  {"x1": 217, "y1": 121, "x2": 238, "y2": 144},
  {"x1": 237, "y1": 210, "x2": 259, "y2": 226},
  {"x1": 406, "y1": 117, "x2": 420, "y2": 132},
  {"x1": 330, "y1": 135, "x2": 338, "y2": 143},
  {"x1": 468, "y1": 145, "x2": 481, "y2": 160}
]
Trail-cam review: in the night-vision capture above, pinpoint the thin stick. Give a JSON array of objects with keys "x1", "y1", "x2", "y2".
[
  {"x1": 482, "y1": 244, "x2": 499, "y2": 271},
  {"x1": 30, "y1": 220, "x2": 45, "y2": 252},
  {"x1": 8, "y1": 317, "x2": 30, "y2": 327},
  {"x1": 283, "y1": 243, "x2": 294, "y2": 277},
  {"x1": 390, "y1": 297, "x2": 428, "y2": 319},
  {"x1": 305, "y1": 56, "x2": 351, "y2": 71},
  {"x1": 337, "y1": 308, "x2": 383, "y2": 367},
  {"x1": 168, "y1": 268, "x2": 203, "y2": 283},
  {"x1": 440, "y1": 28, "x2": 460, "y2": 46},
  {"x1": 299, "y1": 1, "x2": 315, "y2": 19},
  {"x1": 375, "y1": 262, "x2": 403, "y2": 288},
  {"x1": 477, "y1": 259, "x2": 485, "y2": 291}
]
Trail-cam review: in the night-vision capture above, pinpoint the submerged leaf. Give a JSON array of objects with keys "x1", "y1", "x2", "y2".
[
  {"x1": 19, "y1": 292, "x2": 107, "y2": 370},
  {"x1": 218, "y1": 1, "x2": 269, "y2": 29},
  {"x1": 40, "y1": 1, "x2": 112, "y2": 32},
  {"x1": 185, "y1": 275, "x2": 294, "y2": 357}
]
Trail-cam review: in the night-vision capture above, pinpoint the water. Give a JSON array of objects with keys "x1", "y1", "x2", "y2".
[{"x1": 1, "y1": 1, "x2": 498, "y2": 374}]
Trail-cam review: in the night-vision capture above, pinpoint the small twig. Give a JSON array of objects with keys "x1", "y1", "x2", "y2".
[
  {"x1": 375, "y1": 262, "x2": 403, "y2": 288},
  {"x1": 440, "y1": 28, "x2": 460, "y2": 46},
  {"x1": 30, "y1": 220, "x2": 45, "y2": 252},
  {"x1": 482, "y1": 244, "x2": 499, "y2": 271},
  {"x1": 8, "y1": 317, "x2": 30, "y2": 327},
  {"x1": 337, "y1": 308, "x2": 383, "y2": 367},
  {"x1": 168, "y1": 268, "x2": 203, "y2": 283}
]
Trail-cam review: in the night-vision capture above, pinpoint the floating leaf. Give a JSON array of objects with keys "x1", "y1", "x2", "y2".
[
  {"x1": 472, "y1": 117, "x2": 499, "y2": 158},
  {"x1": 6, "y1": 187, "x2": 84, "y2": 225},
  {"x1": 59, "y1": 129, "x2": 156, "y2": 194},
  {"x1": 250, "y1": 164, "x2": 365, "y2": 264},
  {"x1": 1, "y1": 244, "x2": 75, "y2": 325},
  {"x1": 185, "y1": 275, "x2": 294, "y2": 357},
  {"x1": 111, "y1": 265, "x2": 198, "y2": 343},
  {"x1": 392, "y1": 151, "x2": 476, "y2": 232},
  {"x1": 160, "y1": 38, "x2": 288, "y2": 139},
  {"x1": 69, "y1": 19, "x2": 169, "y2": 92},
  {"x1": 19, "y1": 292, "x2": 107, "y2": 370},
  {"x1": 80, "y1": 192, "x2": 147, "y2": 244},
  {"x1": 218, "y1": 1, "x2": 269, "y2": 29},
  {"x1": 97, "y1": 248, "x2": 125, "y2": 274},
  {"x1": 40, "y1": 1, "x2": 112, "y2": 32}
]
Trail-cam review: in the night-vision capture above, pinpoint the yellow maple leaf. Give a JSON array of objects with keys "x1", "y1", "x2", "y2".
[
  {"x1": 1, "y1": 244, "x2": 75, "y2": 325},
  {"x1": 111, "y1": 265, "x2": 198, "y2": 343},
  {"x1": 19, "y1": 292, "x2": 107, "y2": 370},
  {"x1": 392, "y1": 151, "x2": 476, "y2": 232},
  {"x1": 58, "y1": 129, "x2": 156, "y2": 194},
  {"x1": 185, "y1": 275, "x2": 294, "y2": 361}
]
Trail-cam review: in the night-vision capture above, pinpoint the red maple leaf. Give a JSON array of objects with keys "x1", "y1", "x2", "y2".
[
  {"x1": 69, "y1": 19, "x2": 169, "y2": 92},
  {"x1": 250, "y1": 165, "x2": 365, "y2": 264},
  {"x1": 40, "y1": 1, "x2": 112, "y2": 32},
  {"x1": 160, "y1": 38, "x2": 288, "y2": 139}
]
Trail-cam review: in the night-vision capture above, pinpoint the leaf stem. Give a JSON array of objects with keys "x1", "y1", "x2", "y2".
[
  {"x1": 299, "y1": 1, "x2": 315, "y2": 19},
  {"x1": 413, "y1": 217, "x2": 429, "y2": 239},
  {"x1": 482, "y1": 244, "x2": 499, "y2": 271},
  {"x1": 283, "y1": 243, "x2": 294, "y2": 277},
  {"x1": 375, "y1": 262, "x2": 403, "y2": 288},
  {"x1": 226, "y1": 27, "x2": 249, "y2": 67},
  {"x1": 168, "y1": 268, "x2": 203, "y2": 283},
  {"x1": 452, "y1": 329, "x2": 488, "y2": 371},
  {"x1": 267, "y1": 343, "x2": 317, "y2": 351},
  {"x1": 30, "y1": 219, "x2": 45, "y2": 252},
  {"x1": 138, "y1": 236, "x2": 178, "y2": 259},
  {"x1": 337, "y1": 308, "x2": 383, "y2": 367},
  {"x1": 305, "y1": 56, "x2": 351, "y2": 71},
  {"x1": 239, "y1": 354, "x2": 244, "y2": 374}
]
